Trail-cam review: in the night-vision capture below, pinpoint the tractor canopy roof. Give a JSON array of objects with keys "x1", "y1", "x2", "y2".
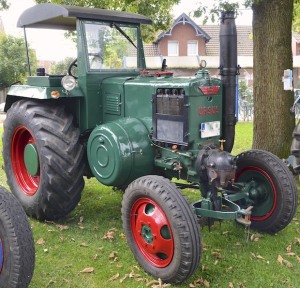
[{"x1": 17, "y1": 3, "x2": 152, "y2": 30}]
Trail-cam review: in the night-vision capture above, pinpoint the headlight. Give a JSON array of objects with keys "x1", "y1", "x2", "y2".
[{"x1": 61, "y1": 75, "x2": 76, "y2": 91}]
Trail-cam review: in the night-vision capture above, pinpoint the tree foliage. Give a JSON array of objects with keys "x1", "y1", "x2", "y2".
[
  {"x1": 0, "y1": 34, "x2": 37, "y2": 88},
  {"x1": 293, "y1": 0, "x2": 300, "y2": 32},
  {"x1": 34, "y1": 0, "x2": 180, "y2": 42},
  {"x1": 49, "y1": 57, "x2": 73, "y2": 75},
  {"x1": 0, "y1": 0, "x2": 10, "y2": 11}
]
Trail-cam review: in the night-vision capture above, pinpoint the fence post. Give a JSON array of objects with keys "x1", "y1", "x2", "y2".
[{"x1": 0, "y1": 87, "x2": 8, "y2": 103}]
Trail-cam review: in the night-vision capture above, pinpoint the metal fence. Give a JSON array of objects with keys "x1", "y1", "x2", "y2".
[{"x1": 237, "y1": 99, "x2": 254, "y2": 122}]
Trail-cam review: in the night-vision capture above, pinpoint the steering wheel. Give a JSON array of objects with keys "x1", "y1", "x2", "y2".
[{"x1": 68, "y1": 58, "x2": 78, "y2": 78}]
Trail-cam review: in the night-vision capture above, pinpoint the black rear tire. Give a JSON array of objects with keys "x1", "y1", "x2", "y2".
[
  {"x1": 122, "y1": 176, "x2": 201, "y2": 284},
  {"x1": 2, "y1": 100, "x2": 85, "y2": 220},
  {"x1": 291, "y1": 120, "x2": 300, "y2": 172},
  {"x1": 0, "y1": 186, "x2": 35, "y2": 288},
  {"x1": 235, "y1": 150, "x2": 298, "y2": 233}
]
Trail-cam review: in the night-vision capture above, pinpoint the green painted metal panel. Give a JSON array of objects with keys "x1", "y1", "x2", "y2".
[{"x1": 87, "y1": 117, "x2": 154, "y2": 187}]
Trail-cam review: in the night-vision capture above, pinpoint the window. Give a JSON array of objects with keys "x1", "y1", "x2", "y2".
[
  {"x1": 187, "y1": 40, "x2": 198, "y2": 56},
  {"x1": 83, "y1": 22, "x2": 138, "y2": 70},
  {"x1": 168, "y1": 41, "x2": 179, "y2": 56}
]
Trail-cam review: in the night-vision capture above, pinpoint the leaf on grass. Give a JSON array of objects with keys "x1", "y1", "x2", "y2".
[
  {"x1": 46, "y1": 280, "x2": 55, "y2": 287},
  {"x1": 109, "y1": 273, "x2": 119, "y2": 281},
  {"x1": 212, "y1": 251, "x2": 223, "y2": 259},
  {"x1": 256, "y1": 255, "x2": 265, "y2": 260},
  {"x1": 277, "y1": 255, "x2": 293, "y2": 268},
  {"x1": 55, "y1": 224, "x2": 69, "y2": 231},
  {"x1": 102, "y1": 230, "x2": 115, "y2": 241},
  {"x1": 250, "y1": 233, "x2": 261, "y2": 242},
  {"x1": 119, "y1": 232, "x2": 126, "y2": 239},
  {"x1": 92, "y1": 254, "x2": 98, "y2": 260},
  {"x1": 80, "y1": 242, "x2": 89, "y2": 247},
  {"x1": 286, "y1": 244, "x2": 292, "y2": 253},
  {"x1": 109, "y1": 251, "x2": 117, "y2": 259},
  {"x1": 36, "y1": 238, "x2": 45, "y2": 245},
  {"x1": 296, "y1": 256, "x2": 300, "y2": 263},
  {"x1": 294, "y1": 238, "x2": 300, "y2": 245},
  {"x1": 277, "y1": 255, "x2": 284, "y2": 265},
  {"x1": 120, "y1": 274, "x2": 129, "y2": 283},
  {"x1": 234, "y1": 242, "x2": 242, "y2": 246},
  {"x1": 229, "y1": 282, "x2": 234, "y2": 288},
  {"x1": 226, "y1": 266, "x2": 233, "y2": 272},
  {"x1": 286, "y1": 252, "x2": 296, "y2": 257},
  {"x1": 284, "y1": 260, "x2": 293, "y2": 268},
  {"x1": 80, "y1": 267, "x2": 94, "y2": 273},
  {"x1": 189, "y1": 277, "x2": 209, "y2": 287},
  {"x1": 250, "y1": 252, "x2": 264, "y2": 260},
  {"x1": 44, "y1": 248, "x2": 49, "y2": 253}
]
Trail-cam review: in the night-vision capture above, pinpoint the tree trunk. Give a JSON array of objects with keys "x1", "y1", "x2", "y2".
[{"x1": 252, "y1": 0, "x2": 295, "y2": 158}]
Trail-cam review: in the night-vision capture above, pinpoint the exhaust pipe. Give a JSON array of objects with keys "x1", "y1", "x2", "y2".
[{"x1": 219, "y1": 11, "x2": 239, "y2": 153}]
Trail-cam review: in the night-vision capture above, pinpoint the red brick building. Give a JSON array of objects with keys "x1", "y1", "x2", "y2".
[{"x1": 145, "y1": 13, "x2": 300, "y2": 87}]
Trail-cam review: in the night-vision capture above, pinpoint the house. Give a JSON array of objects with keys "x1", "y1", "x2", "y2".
[{"x1": 145, "y1": 13, "x2": 300, "y2": 87}]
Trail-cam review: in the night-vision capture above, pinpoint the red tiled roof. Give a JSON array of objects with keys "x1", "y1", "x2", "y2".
[{"x1": 203, "y1": 25, "x2": 253, "y2": 56}]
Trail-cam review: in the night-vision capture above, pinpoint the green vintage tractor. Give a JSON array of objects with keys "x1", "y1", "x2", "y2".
[{"x1": 2, "y1": 4, "x2": 298, "y2": 284}]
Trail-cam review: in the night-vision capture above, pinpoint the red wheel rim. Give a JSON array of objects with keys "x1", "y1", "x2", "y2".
[
  {"x1": 11, "y1": 126, "x2": 40, "y2": 196},
  {"x1": 236, "y1": 166, "x2": 277, "y2": 221},
  {"x1": 130, "y1": 198, "x2": 174, "y2": 268}
]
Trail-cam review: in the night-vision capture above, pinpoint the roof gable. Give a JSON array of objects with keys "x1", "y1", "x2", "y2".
[{"x1": 156, "y1": 13, "x2": 211, "y2": 43}]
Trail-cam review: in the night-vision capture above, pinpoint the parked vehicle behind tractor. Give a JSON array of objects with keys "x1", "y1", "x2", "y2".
[{"x1": 2, "y1": 4, "x2": 298, "y2": 284}]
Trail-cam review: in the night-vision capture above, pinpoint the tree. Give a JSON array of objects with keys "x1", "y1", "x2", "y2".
[
  {"x1": 0, "y1": 34, "x2": 37, "y2": 88},
  {"x1": 194, "y1": 0, "x2": 295, "y2": 158},
  {"x1": 293, "y1": 0, "x2": 300, "y2": 32},
  {"x1": 49, "y1": 57, "x2": 73, "y2": 75},
  {"x1": 0, "y1": 0, "x2": 9, "y2": 10},
  {"x1": 251, "y1": 0, "x2": 294, "y2": 158},
  {"x1": 34, "y1": 0, "x2": 180, "y2": 42}
]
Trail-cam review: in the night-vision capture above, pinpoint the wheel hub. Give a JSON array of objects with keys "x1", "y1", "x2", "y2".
[
  {"x1": 130, "y1": 198, "x2": 174, "y2": 268},
  {"x1": 141, "y1": 225, "x2": 153, "y2": 244},
  {"x1": 24, "y1": 143, "x2": 39, "y2": 176}
]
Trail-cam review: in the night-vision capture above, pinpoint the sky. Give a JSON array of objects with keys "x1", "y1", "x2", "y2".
[{"x1": 0, "y1": 0, "x2": 252, "y2": 60}]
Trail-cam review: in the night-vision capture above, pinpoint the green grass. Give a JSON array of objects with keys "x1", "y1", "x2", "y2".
[{"x1": 1, "y1": 123, "x2": 300, "y2": 288}]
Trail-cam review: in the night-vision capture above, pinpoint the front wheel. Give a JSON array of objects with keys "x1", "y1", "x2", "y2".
[
  {"x1": 0, "y1": 186, "x2": 35, "y2": 288},
  {"x1": 235, "y1": 150, "x2": 298, "y2": 234},
  {"x1": 122, "y1": 176, "x2": 201, "y2": 284},
  {"x1": 2, "y1": 100, "x2": 85, "y2": 220}
]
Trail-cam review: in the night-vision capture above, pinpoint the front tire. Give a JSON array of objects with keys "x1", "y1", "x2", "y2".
[
  {"x1": 122, "y1": 176, "x2": 201, "y2": 284},
  {"x1": 0, "y1": 186, "x2": 35, "y2": 288},
  {"x1": 235, "y1": 150, "x2": 298, "y2": 233},
  {"x1": 2, "y1": 100, "x2": 85, "y2": 220}
]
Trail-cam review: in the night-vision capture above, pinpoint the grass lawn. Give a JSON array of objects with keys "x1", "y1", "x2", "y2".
[{"x1": 0, "y1": 122, "x2": 300, "y2": 288}]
